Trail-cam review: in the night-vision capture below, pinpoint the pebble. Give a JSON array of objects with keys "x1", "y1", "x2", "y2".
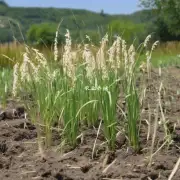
[{"x1": 0, "y1": 106, "x2": 26, "y2": 120}]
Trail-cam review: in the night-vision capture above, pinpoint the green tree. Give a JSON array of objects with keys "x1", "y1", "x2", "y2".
[
  {"x1": 100, "y1": 9, "x2": 106, "y2": 17},
  {"x1": 140, "y1": 0, "x2": 180, "y2": 36},
  {"x1": 108, "y1": 19, "x2": 147, "y2": 45},
  {"x1": 27, "y1": 23, "x2": 64, "y2": 46}
]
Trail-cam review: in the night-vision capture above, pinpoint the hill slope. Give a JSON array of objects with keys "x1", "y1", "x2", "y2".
[{"x1": 0, "y1": 3, "x2": 155, "y2": 43}]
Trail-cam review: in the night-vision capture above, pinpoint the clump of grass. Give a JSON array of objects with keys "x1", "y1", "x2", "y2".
[
  {"x1": 120, "y1": 43, "x2": 140, "y2": 150},
  {"x1": 10, "y1": 28, "x2": 159, "y2": 153}
]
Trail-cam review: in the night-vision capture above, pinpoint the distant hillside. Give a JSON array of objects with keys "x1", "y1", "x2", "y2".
[
  {"x1": 0, "y1": 0, "x2": 8, "y2": 7},
  {"x1": 0, "y1": 3, "x2": 156, "y2": 43}
]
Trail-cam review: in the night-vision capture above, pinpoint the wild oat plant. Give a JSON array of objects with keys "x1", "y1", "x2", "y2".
[{"x1": 11, "y1": 30, "x2": 158, "y2": 153}]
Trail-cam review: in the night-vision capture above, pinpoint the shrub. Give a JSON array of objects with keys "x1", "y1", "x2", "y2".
[{"x1": 27, "y1": 23, "x2": 64, "y2": 46}]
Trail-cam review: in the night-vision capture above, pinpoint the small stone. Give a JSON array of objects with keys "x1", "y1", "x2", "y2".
[
  {"x1": 148, "y1": 172, "x2": 158, "y2": 179},
  {"x1": 4, "y1": 109, "x2": 17, "y2": 119},
  {"x1": 0, "y1": 111, "x2": 6, "y2": 121},
  {"x1": 0, "y1": 140, "x2": 8, "y2": 153},
  {"x1": 126, "y1": 147, "x2": 136, "y2": 155},
  {"x1": 16, "y1": 106, "x2": 25, "y2": 117},
  {"x1": 116, "y1": 132, "x2": 126, "y2": 148},
  {"x1": 53, "y1": 172, "x2": 63, "y2": 180},
  {"x1": 81, "y1": 164, "x2": 92, "y2": 173},
  {"x1": 41, "y1": 170, "x2": 51, "y2": 177}
]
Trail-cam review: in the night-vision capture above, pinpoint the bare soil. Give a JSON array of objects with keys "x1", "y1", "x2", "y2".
[{"x1": 0, "y1": 67, "x2": 180, "y2": 180}]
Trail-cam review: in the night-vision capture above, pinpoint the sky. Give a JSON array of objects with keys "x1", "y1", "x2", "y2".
[{"x1": 5, "y1": 0, "x2": 141, "y2": 14}]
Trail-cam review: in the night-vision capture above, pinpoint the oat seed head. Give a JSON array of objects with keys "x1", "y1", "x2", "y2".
[
  {"x1": 33, "y1": 49, "x2": 47, "y2": 68},
  {"x1": 82, "y1": 44, "x2": 95, "y2": 80},
  {"x1": 116, "y1": 36, "x2": 121, "y2": 68},
  {"x1": 151, "y1": 41, "x2": 159, "y2": 51},
  {"x1": 128, "y1": 44, "x2": 136, "y2": 64},
  {"x1": 63, "y1": 29, "x2": 76, "y2": 84},
  {"x1": 96, "y1": 34, "x2": 108, "y2": 79},
  {"x1": 12, "y1": 63, "x2": 19, "y2": 97},
  {"x1": 54, "y1": 30, "x2": 59, "y2": 61},
  {"x1": 86, "y1": 35, "x2": 91, "y2": 42},
  {"x1": 144, "y1": 34, "x2": 151, "y2": 47},
  {"x1": 20, "y1": 52, "x2": 30, "y2": 82}
]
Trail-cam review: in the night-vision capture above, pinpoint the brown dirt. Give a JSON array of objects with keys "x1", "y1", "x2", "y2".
[{"x1": 0, "y1": 67, "x2": 180, "y2": 180}]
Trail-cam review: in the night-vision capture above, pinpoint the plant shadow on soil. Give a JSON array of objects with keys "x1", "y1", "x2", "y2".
[{"x1": 0, "y1": 67, "x2": 180, "y2": 180}]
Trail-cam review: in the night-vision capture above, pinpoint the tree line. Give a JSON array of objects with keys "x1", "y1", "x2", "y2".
[{"x1": 0, "y1": 0, "x2": 180, "y2": 45}]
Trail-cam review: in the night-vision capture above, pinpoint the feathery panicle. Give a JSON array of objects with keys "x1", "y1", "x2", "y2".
[
  {"x1": 146, "y1": 40, "x2": 159, "y2": 78},
  {"x1": 128, "y1": 44, "x2": 136, "y2": 76},
  {"x1": 21, "y1": 48, "x2": 41, "y2": 82},
  {"x1": 25, "y1": 45, "x2": 30, "y2": 54},
  {"x1": 26, "y1": 59, "x2": 39, "y2": 82},
  {"x1": 116, "y1": 36, "x2": 121, "y2": 68},
  {"x1": 12, "y1": 63, "x2": 19, "y2": 97},
  {"x1": 54, "y1": 31, "x2": 59, "y2": 62},
  {"x1": 151, "y1": 41, "x2": 159, "y2": 51},
  {"x1": 32, "y1": 48, "x2": 53, "y2": 79},
  {"x1": 139, "y1": 61, "x2": 147, "y2": 73},
  {"x1": 122, "y1": 39, "x2": 128, "y2": 69},
  {"x1": 86, "y1": 35, "x2": 91, "y2": 42},
  {"x1": 122, "y1": 39, "x2": 127, "y2": 54},
  {"x1": 63, "y1": 29, "x2": 72, "y2": 70},
  {"x1": 63, "y1": 29, "x2": 76, "y2": 84},
  {"x1": 20, "y1": 52, "x2": 30, "y2": 83},
  {"x1": 96, "y1": 34, "x2": 108, "y2": 79},
  {"x1": 144, "y1": 34, "x2": 151, "y2": 47},
  {"x1": 32, "y1": 48, "x2": 47, "y2": 68},
  {"x1": 128, "y1": 44, "x2": 136, "y2": 64},
  {"x1": 82, "y1": 44, "x2": 95, "y2": 80},
  {"x1": 96, "y1": 34, "x2": 108, "y2": 69},
  {"x1": 108, "y1": 41, "x2": 116, "y2": 64}
]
